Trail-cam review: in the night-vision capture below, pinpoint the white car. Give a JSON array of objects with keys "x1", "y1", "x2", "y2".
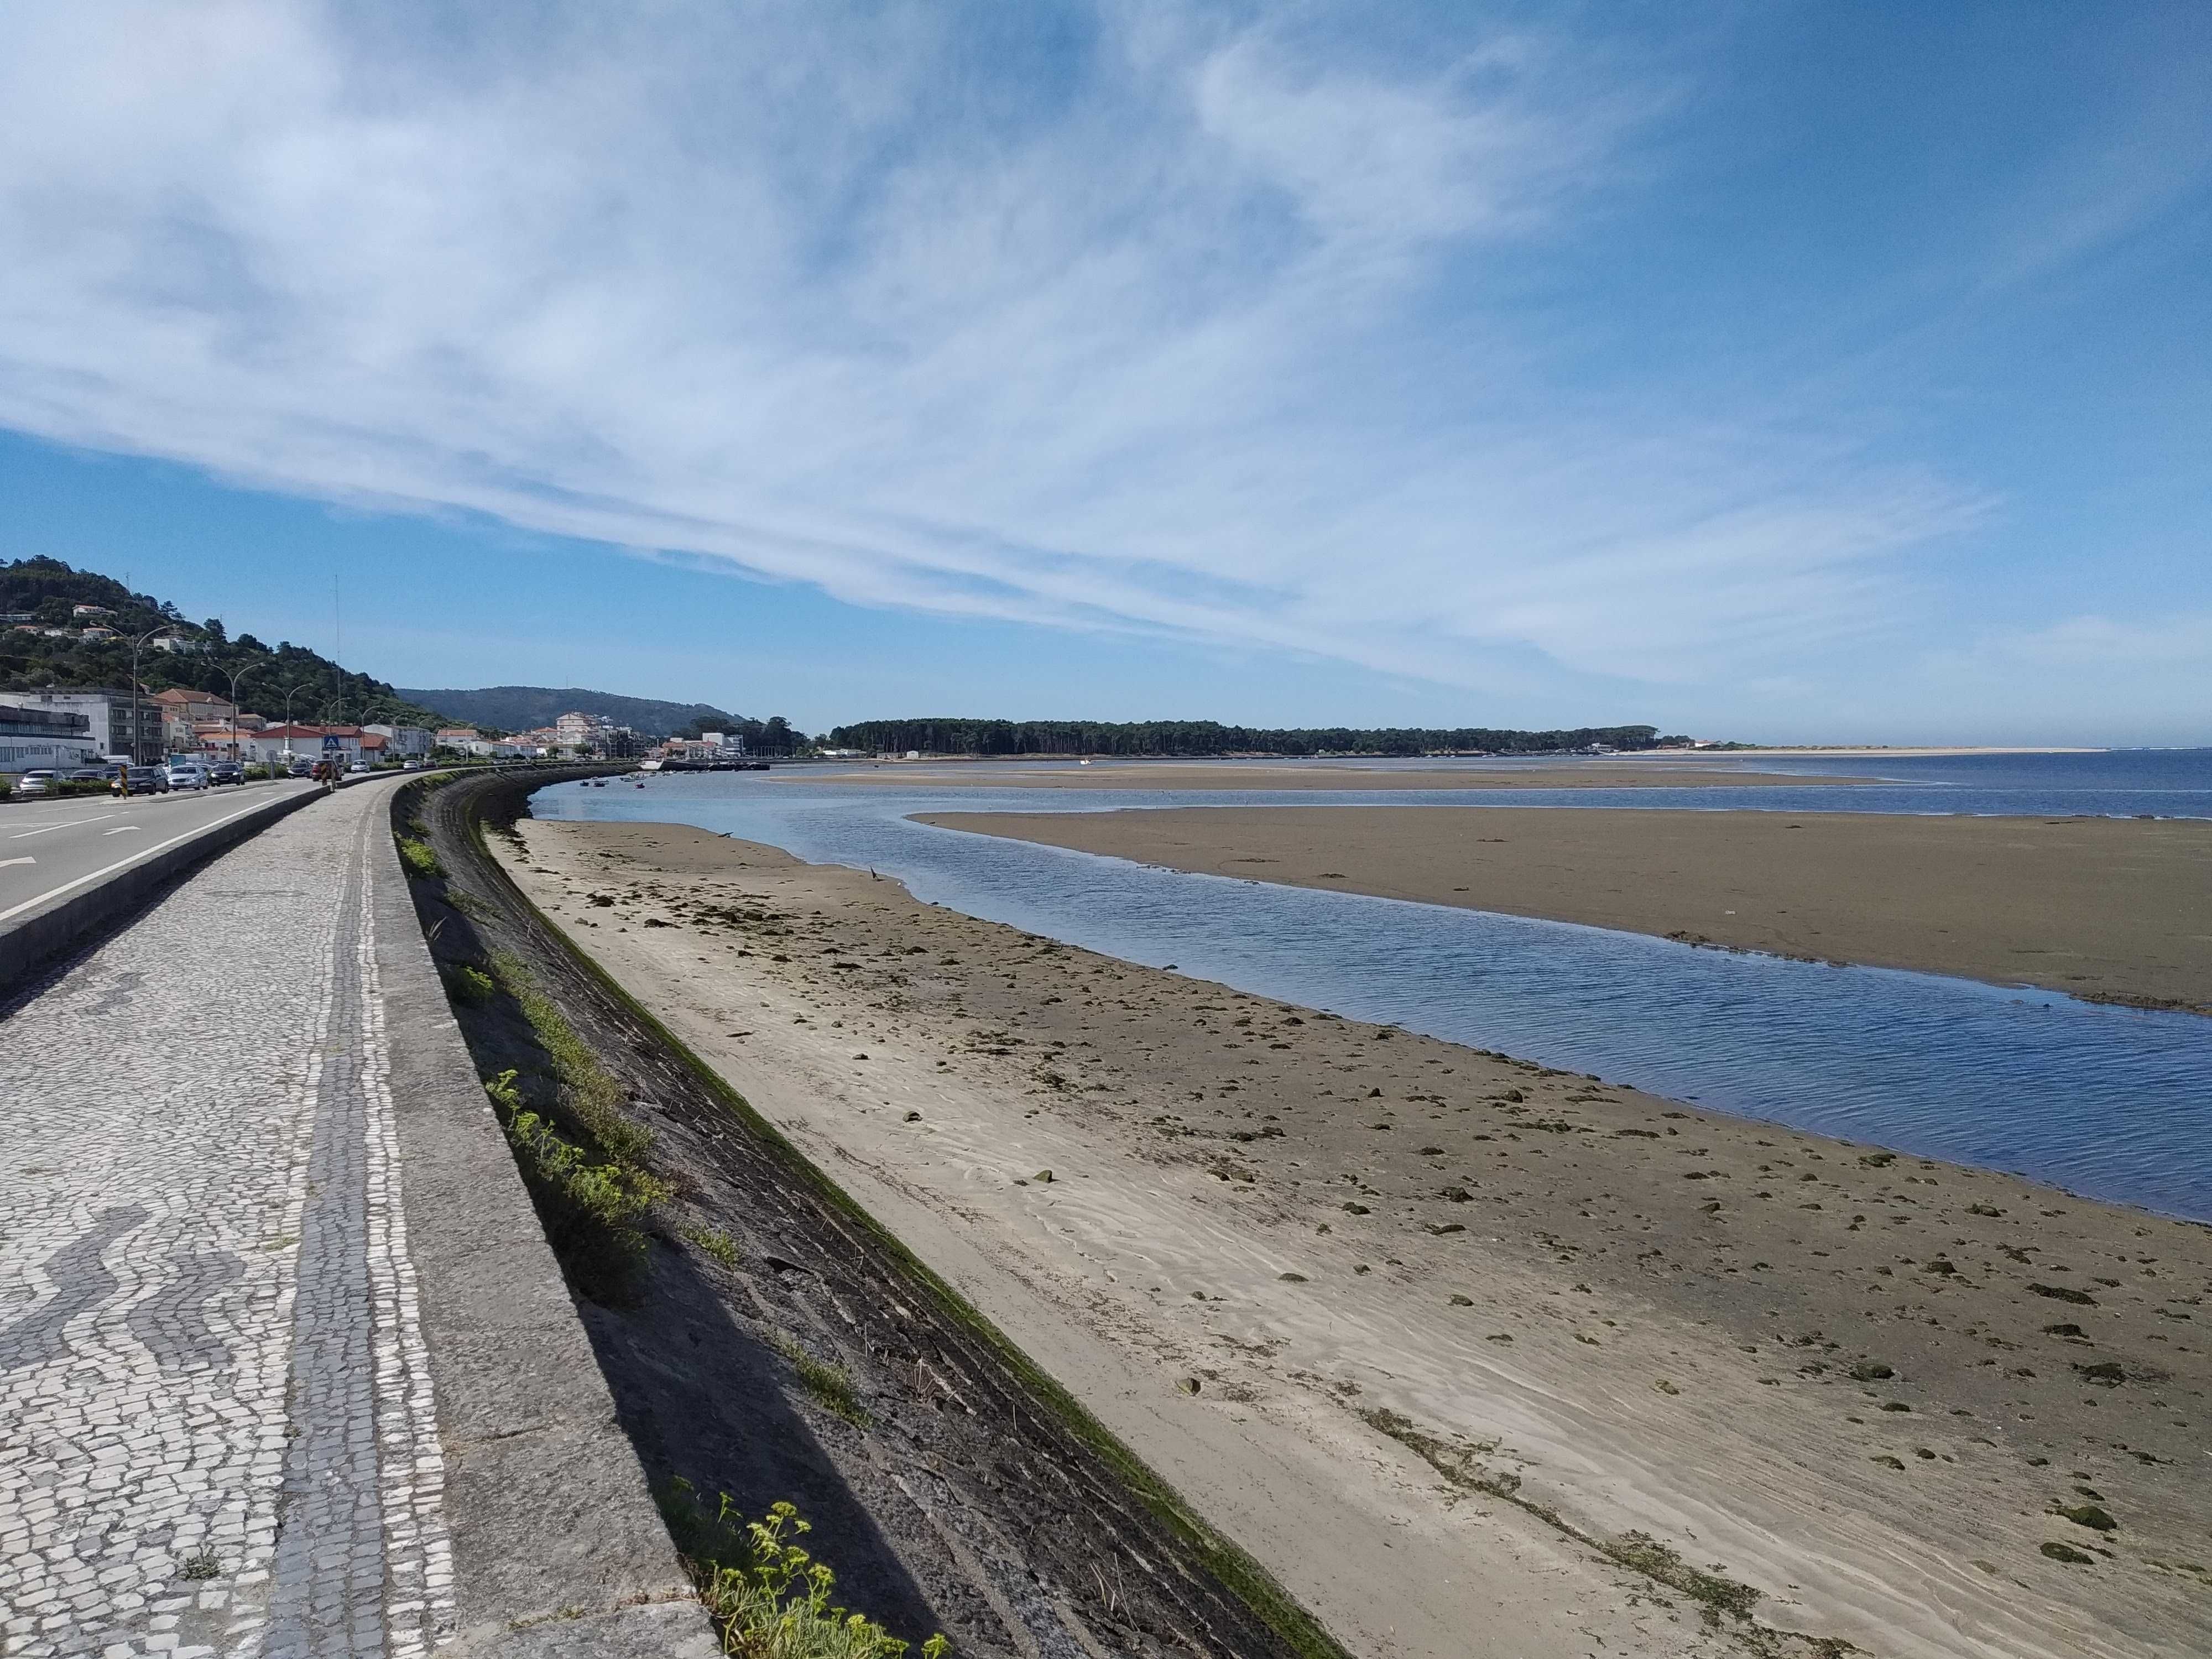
[
  {"x1": 13, "y1": 769, "x2": 58, "y2": 797},
  {"x1": 165, "y1": 761, "x2": 210, "y2": 790}
]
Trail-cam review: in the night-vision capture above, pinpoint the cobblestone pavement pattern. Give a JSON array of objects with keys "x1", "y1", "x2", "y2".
[{"x1": 0, "y1": 781, "x2": 455, "y2": 1658}]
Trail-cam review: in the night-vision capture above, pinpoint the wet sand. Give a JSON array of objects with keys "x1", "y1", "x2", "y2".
[
  {"x1": 504, "y1": 817, "x2": 2212, "y2": 1659},
  {"x1": 802, "y1": 759, "x2": 1869, "y2": 791},
  {"x1": 921, "y1": 806, "x2": 2212, "y2": 1014}
]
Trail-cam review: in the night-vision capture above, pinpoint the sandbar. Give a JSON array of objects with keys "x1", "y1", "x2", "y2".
[
  {"x1": 919, "y1": 806, "x2": 2212, "y2": 1013},
  {"x1": 502, "y1": 816, "x2": 2212, "y2": 1659}
]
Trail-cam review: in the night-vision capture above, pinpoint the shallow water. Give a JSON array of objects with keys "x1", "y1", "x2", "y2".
[{"x1": 532, "y1": 768, "x2": 2212, "y2": 1220}]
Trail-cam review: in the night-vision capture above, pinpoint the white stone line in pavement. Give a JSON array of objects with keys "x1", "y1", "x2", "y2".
[
  {"x1": 354, "y1": 845, "x2": 455, "y2": 1659},
  {"x1": 0, "y1": 782, "x2": 451, "y2": 1659}
]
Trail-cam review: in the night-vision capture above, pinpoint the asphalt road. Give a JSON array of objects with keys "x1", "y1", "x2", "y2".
[{"x1": 0, "y1": 779, "x2": 321, "y2": 925}]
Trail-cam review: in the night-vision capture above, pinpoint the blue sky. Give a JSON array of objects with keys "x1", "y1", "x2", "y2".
[{"x1": 1, "y1": 2, "x2": 2206, "y2": 744}]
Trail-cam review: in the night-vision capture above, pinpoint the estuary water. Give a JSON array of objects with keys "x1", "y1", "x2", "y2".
[{"x1": 530, "y1": 753, "x2": 2212, "y2": 1219}]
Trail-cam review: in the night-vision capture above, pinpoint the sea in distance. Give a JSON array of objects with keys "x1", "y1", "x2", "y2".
[{"x1": 530, "y1": 749, "x2": 2212, "y2": 1220}]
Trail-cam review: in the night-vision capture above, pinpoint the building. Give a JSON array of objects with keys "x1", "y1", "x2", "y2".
[
  {"x1": 432, "y1": 727, "x2": 481, "y2": 749},
  {"x1": 0, "y1": 702, "x2": 100, "y2": 771},
  {"x1": 191, "y1": 724, "x2": 254, "y2": 765},
  {"x1": 71, "y1": 603, "x2": 113, "y2": 619},
  {"x1": 152, "y1": 688, "x2": 237, "y2": 752},
  {"x1": 152, "y1": 687, "x2": 237, "y2": 726},
  {"x1": 242, "y1": 724, "x2": 364, "y2": 765},
  {"x1": 554, "y1": 711, "x2": 605, "y2": 746},
  {"x1": 364, "y1": 723, "x2": 434, "y2": 758},
  {"x1": 6, "y1": 688, "x2": 164, "y2": 761},
  {"x1": 149, "y1": 635, "x2": 208, "y2": 655}
]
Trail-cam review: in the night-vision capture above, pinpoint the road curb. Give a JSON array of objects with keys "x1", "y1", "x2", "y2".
[{"x1": 0, "y1": 785, "x2": 321, "y2": 1001}]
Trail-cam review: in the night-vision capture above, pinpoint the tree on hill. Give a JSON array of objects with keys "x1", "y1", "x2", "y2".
[
  {"x1": 1, "y1": 556, "x2": 455, "y2": 729},
  {"x1": 821, "y1": 717, "x2": 1686, "y2": 758}
]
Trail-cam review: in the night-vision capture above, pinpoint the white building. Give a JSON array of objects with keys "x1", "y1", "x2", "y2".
[
  {"x1": 243, "y1": 724, "x2": 363, "y2": 765},
  {"x1": 0, "y1": 702, "x2": 101, "y2": 771},
  {"x1": 6, "y1": 688, "x2": 164, "y2": 760},
  {"x1": 554, "y1": 711, "x2": 607, "y2": 745},
  {"x1": 364, "y1": 723, "x2": 434, "y2": 757}
]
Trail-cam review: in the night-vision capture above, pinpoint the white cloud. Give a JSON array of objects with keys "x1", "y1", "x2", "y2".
[
  {"x1": 1985, "y1": 613, "x2": 2212, "y2": 668},
  {"x1": 0, "y1": 1, "x2": 1980, "y2": 693}
]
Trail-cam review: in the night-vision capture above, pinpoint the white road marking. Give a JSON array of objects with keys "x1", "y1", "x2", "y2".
[
  {"x1": 0, "y1": 794, "x2": 302, "y2": 925},
  {"x1": 0, "y1": 857, "x2": 33, "y2": 869},
  {"x1": 102, "y1": 826, "x2": 143, "y2": 836},
  {"x1": 10, "y1": 815, "x2": 118, "y2": 838}
]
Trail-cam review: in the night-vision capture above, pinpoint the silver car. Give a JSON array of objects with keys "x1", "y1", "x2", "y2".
[{"x1": 166, "y1": 761, "x2": 210, "y2": 790}]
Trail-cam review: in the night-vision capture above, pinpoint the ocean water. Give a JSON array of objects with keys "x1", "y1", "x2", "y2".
[{"x1": 530, "y1": 753, "x2": 2212, "y2": 1219}]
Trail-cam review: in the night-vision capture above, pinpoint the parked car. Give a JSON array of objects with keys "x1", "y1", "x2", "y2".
[
  {"x1": 13, "y1": 769, "x2": 58, "y2": 797},
  {"x1": 208, "y1": 759, "x2": 244, "y2": 786},
  {"x1": 166, "y1": 760, "x2": 210, "y2": 790},
  {"x1": 124, "y1": 764, "x2": 169, "y2": 795}
]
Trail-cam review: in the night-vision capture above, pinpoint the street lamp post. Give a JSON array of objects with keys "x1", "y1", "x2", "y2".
[
  {"x1": 219, "y1": 659, "x2": 262, "y2": 778},
  {"x1": 268, "y1": 683, "x2": 311, "y2": 775},
  {"x1": 125, "y1": 625, "x2": 178, "y2": 764}
]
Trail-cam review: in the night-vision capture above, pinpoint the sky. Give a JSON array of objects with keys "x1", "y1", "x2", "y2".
[{"x1": 1, "y1": 3, "x2": 2206, "y2": 744}]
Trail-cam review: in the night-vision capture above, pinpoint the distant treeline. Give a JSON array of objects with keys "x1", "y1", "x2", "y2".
[{"x1": 823, "y1": 719, "x2": 1684, "y2": 757}]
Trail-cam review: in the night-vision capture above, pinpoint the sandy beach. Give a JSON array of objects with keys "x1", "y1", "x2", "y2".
[
  {"x1": 503, "y1": 816, "x2": 2212, "y2": 1659},
  {"x1": 800, "y1": 759, "x2": 1869, "y2": 791},
  {"x1": 920, "y1": 806, "x2": 2212, "y2": 1014}
]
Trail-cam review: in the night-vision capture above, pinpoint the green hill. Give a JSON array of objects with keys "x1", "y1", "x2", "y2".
[
  {"x1": 395, "y1": 685, "x2": 753, "y2": 739},
  {"x1": 1, "y1": 557, "x2": 455, "y2": 730}
]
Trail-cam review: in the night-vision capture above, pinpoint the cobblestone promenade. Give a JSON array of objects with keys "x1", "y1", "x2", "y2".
[{"x1": 0, "y1": 782, "x2": 453, "y2": 1658}]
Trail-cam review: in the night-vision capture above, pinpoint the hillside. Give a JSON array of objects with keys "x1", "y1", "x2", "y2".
[
  {"x1": 1, "y1": 557, "x2": 453, "y2": 729},
  {"x1": 397, "y1": 685, "x2": 752, "y2": 739}
]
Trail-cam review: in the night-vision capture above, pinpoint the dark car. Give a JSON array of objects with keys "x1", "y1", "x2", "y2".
[
  {"x1": 208, "y1": 759, "x2": 245, "y2": 786},
  {"x1": 123, "y1": 764, "x2": 169, "y2": 795}
]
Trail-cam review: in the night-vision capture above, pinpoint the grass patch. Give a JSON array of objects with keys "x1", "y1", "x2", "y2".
[
  {"x1": 481, "y1": 1067, "x2": 670, "y2": 1290},
  {"x1": 443, "y1": 962, "x2": 496, "y2": 1005},
  {"x1": 395, "y1": 834, "x2": 444, "y2": 880},
  {"x1": 684, "y1": 1223, "x2": 743, "y2": 1270},
  {"x1": 488, "y1": 948, "x2": 653, "y2": 1166},
  {"x1": 771, "y1": 1333, "x2": 869, "y2": 1426},
  {"x1": 659, "y1": 1487, "x2": 945, "y2": 1658}
]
